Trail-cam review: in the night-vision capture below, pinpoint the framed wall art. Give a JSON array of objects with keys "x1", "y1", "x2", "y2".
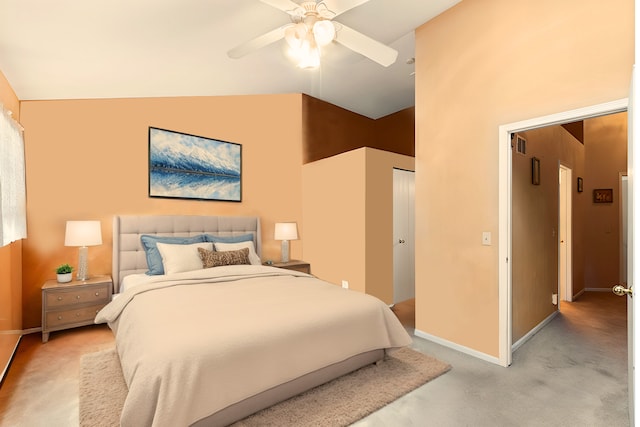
[
  {"x1": 593, "y1": 188, "x2": 613, "y2": 203},
  {"x1": 531, "y1": 157, "x2": 540, "y2": 185},
  {"x1": 148, "y1": 127, "x2": 242, "y2": 202}
]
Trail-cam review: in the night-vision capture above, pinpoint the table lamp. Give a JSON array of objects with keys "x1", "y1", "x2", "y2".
[
  {"x1": 274, "y1": 222, "x2": 298, "y2": 263},
  {"x1": 64, "y1": 220, "x2": 102, "y2": 281}
]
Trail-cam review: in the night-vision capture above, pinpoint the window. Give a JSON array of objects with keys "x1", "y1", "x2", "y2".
[{"x1": 0, "y1": 106, "x2": 27, "y2": 246}]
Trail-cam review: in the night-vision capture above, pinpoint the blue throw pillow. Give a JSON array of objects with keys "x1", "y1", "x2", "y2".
[
  {"x1": 140, "y1": 234, "x2": 206, "y2": 275},
  {"x1": 203, "y1": 233, "x2": 254, "y2": 244}
]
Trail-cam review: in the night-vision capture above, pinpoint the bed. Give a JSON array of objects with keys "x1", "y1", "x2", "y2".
[{"x1": 96, "y1": 215, "x2": 412, "y2": 427}]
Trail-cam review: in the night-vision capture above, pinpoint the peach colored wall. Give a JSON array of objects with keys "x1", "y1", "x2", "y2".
[
  {"x1": 583, "y1": 113, "x2": 628, "y2": 289},
  {"x1": 19, "y1": 94, "x2": 304, "y2": 329},
  {"x1": 302, "y1": 147, "x2": 414, "y2": 303},
  {"x1": 0, "y1": 69, "x2": 22, "y2": 333},
  {"x1": 303, "y1": 148, "x2": 367, "y2": 292},
  {"x1": 415, "y1": 0, "x2": 633, "y2": 357}
]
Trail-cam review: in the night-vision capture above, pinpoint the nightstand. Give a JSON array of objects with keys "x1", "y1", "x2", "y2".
[
  {"x1": 270, "y1": 260, "x2": 311, "y2": 274},
  {"x1": 41, "y1": 275, "x2": 113, "y2": 343}
]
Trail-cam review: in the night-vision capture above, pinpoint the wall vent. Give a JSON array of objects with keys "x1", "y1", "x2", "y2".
[{"x1": 515, "y1": 135, "x2": 527, "y2": 155}]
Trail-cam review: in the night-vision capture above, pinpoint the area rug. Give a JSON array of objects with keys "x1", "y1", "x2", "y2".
[{"x1": 79, "y1": 347, "x2": 450, "y2": 427}]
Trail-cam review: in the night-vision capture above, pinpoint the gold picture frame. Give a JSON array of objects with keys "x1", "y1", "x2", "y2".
[{"x1": 593, "y1": 188, "x2": 613, "y2": 203}]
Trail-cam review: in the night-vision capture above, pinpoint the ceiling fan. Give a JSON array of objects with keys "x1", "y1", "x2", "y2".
[{"x1": 228, "y1": 0, "x2": 398, "y2": 68}]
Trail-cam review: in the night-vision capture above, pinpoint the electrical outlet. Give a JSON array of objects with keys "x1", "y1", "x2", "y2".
[{"x1": 341, "y1": 280, "x2": 349, "y2": 289}]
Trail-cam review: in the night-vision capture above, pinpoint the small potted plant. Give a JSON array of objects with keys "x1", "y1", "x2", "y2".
[{"x1": 56, "y1": 264, "x2": 74, "y2": 283}]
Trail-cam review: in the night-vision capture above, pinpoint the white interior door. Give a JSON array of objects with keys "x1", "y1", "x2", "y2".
[
  {"x1": 393, "y1": 168, "x2": 415, "y2": 304},
  {"x1": 628, "y1": 64, "x2": 639, "y2": 426},
  {"x1": 559, "y1": 165, "x2": 573, "y2": 303}
]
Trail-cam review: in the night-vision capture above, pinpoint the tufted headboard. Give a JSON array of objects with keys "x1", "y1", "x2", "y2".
[{"x1": 112, "y1": 215, "x2": 261, "y2": 292}]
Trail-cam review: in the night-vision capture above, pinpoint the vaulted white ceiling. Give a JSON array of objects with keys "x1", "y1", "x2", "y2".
[{"x1": 0, "y1": 0, "x2": 460, "y2": 119}]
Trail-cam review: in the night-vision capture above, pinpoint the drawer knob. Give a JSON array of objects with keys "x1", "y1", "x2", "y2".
[
  {"x1": 57, "y1": 315, "x2": 62, "y2": 320},
  {"x1": 76, "y1": 313, "x2": 80, "y2": 317},
  {"x1": 76, "y1": 295, "x2": 81, "y2": 299},
  {"x1": 57, "y1": 296, "x2": 63, "y2": 301},
  {"x1": 95, "y1": 292, "x2": 100, "y2": 297}
]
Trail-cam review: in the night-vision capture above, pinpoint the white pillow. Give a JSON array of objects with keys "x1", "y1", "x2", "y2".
[
  {"x1": 156, "y1": 242, "x2": 213, "y2": 275},
  {"x1": 214, "y1": 241, "x2": 261, "y2": 265}
]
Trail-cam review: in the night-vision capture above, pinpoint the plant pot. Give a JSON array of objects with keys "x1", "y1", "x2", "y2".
[{"x1": 57, "y1": 273, "x2": 72, "y2": 283}]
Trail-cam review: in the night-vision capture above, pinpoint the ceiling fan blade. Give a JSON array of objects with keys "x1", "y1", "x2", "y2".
[
  {"x1": 323, "y1": 0, "x2": 371, "y2": 17},
  {"x1": 334, "y1": 23, "x2": 398, "y2": 67},
  {"x1": 260, "y1": 0, "x2": 302, "y2": 14},
  {"x1": 227, "y1": 26, "x2": 287, "y2": 59}
]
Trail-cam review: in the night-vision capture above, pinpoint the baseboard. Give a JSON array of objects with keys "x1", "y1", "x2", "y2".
[
  {"x1": 573, "y1": 288, "x2": 585, "y2": 300},
  {"x1": 512, "y1": 310, "x2": 558, "y2": 353},
  {"x1": 414, "y1": 329, "x2": 502, "y2": 366},
  {"x1": 584, "y1": 288, "x2": 612, "y2": 292},
  {"x1": 0, "y1": 334, "x2": 21, "y2": 387}
]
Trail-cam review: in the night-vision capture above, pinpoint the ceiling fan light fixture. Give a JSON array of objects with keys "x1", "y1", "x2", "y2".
[
  {"x1": 296, "y1": 35, "x2": 320, "y2": 69},
  {"x1": 284, "y1": 22, "x2": 307, "y2": 49},
  {"x1": 312, "y1": 20, "x2": 335, "y2": 47}
]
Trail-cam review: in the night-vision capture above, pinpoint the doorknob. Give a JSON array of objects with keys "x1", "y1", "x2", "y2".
[{"x1": 612, "y1": 284, "x2": 633, "y2": 297}]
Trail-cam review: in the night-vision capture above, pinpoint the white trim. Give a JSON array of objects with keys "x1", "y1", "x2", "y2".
[
  {"x1": 414, "y1": 329, "x2": 502, "y2": 366},
  {"x1": 21, "y1": 327, "x2": 41, "y2": 335},
  {"x1": 512, "y1": 311, "x2": 558, "y2": 352},
  {"x1": 498, "y1": 98, "x2": 629, "y2": 368}
]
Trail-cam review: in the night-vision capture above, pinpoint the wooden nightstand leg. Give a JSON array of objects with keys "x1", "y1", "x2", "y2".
[{"x1": 42, "y1": 332, "x2": 49, "y2": 343}]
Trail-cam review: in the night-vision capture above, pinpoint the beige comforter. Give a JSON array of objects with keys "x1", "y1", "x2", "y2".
[{"x1": 96, "y1": 265, "x2": 412, "y2": 427}]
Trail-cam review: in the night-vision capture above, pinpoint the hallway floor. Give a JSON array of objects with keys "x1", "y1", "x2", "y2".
[
  {"x1": 0, "y1": 292, "x2": 627, "y2": 426},
  {"x1": 357, "y1": 291, "x2": 628, "y2": 426}
]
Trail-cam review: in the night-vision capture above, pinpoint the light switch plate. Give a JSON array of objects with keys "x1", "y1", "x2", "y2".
[{"x1": 482, "y1": 232, "x2": 491, "y2": 246}]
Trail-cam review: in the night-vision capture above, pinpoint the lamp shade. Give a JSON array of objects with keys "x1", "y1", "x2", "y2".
[
  {"x1": 64, "y1": 220, "x2": 102, "y2": 247},
  {"x1": 274, "y1": 222, "x2": 298, "y2": 241}
]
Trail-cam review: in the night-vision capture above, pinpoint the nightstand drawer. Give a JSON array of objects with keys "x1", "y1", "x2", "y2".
[
  {"x1": 45, "y1": 303, "x2": 106, "y2": 328},
  {"x1": 44, "y1": 284, "x2": 111, "y2": 308}
]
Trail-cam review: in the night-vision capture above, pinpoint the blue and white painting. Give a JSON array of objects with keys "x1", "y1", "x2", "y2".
[{"x1": 149, "y1": 127, "x2": 242, "y2": 202}]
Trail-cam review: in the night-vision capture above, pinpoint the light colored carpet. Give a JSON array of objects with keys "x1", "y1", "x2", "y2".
[{"x1": 79, "y1": 346, "x2": 450, "y2": 427}]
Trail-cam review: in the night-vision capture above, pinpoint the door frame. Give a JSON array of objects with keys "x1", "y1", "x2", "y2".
[
  {"x1": 498, "y1": 98, "x2": 628, "y2": 367},
  {"x1": 558, "y1": 164, "x2": 573, "y2": 304}
]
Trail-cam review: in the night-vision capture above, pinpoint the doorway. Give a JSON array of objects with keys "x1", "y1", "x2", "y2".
[
  {"x1": 393, "y1": 168, "x2": 415, "y2": 304},
  {"x1": 498, "y1": 99, "x2": 629, "y2": 367}
]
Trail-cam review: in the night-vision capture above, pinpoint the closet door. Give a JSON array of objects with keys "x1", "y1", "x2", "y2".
[{"x1": 393, "y1": 168, "x2": 415, "y2": 304}]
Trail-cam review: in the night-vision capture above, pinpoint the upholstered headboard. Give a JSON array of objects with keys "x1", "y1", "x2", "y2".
[{"x1": 112, "y1": 215, "x2": 261, "y2": 292}]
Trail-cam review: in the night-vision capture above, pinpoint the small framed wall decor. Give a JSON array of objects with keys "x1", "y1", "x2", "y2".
[
  {"x1": 593, "y1": 188, "x2": 613, "y2": 203},
  {"x1": 577, "y1": 177, "x2": 583, "y2": 193},
  {"x1": 531, "y1": 157, "x2": 541, "y2": 185}
]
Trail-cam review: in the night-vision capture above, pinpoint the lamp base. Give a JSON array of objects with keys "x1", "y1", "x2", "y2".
[
  {"x1": 76, "y1": 246, "x2": 90, "y2": 281},
  {"x1": 281, "y1": 240, "x2": 290, "y2": 263}
]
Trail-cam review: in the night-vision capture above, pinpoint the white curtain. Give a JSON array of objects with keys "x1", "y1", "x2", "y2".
[{"x1": 0, "y1": 104, "x2": 27, "y2": 246}]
